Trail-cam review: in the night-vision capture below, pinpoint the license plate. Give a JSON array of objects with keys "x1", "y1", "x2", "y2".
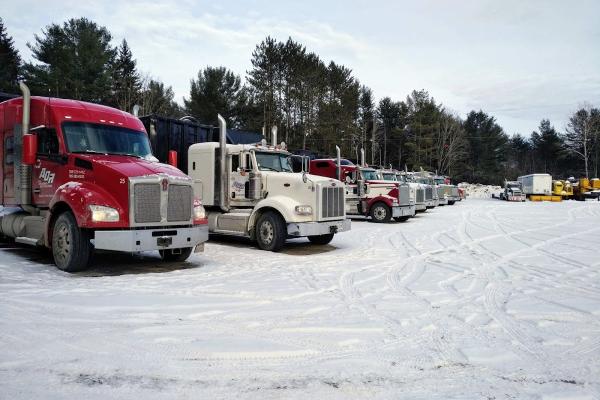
[{"x1": 157, "y1": 236, "x2": 172, "y2": 247}]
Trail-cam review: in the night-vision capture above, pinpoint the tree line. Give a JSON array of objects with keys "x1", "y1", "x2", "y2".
[{"x1": 1, "y1": 17, "x2": 599, "y2": 184}]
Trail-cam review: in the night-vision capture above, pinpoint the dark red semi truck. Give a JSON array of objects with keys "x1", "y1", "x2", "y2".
[{"x1": 0, "y1": 83, "x2": 209, "y2": 272}]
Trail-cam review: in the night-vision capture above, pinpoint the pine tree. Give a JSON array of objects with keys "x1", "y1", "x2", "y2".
[
  {"x1": 112, "y1": 39, "x2": 141, "y2": 112},
  {"x1": 23, "y1": 18, "x2": 116, "y2": 102},
  {"x1": 184, "y1": 66, "x2": 244, "y2": 126},
  {"x1": 139, "y1": 77, "x2": 182, "y2": 118},
  {"x1": 0, "y1": 18, "x2": 21, "y2": 93}
]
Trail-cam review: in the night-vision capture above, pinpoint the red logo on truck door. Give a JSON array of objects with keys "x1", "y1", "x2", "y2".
[{"x1": 39, "y1": 168, "x2": 56, "y2": 184}]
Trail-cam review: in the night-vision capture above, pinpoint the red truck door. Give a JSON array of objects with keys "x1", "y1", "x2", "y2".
[{"x1": 32, "y1": 128, "x2": 63, "y2": 206}]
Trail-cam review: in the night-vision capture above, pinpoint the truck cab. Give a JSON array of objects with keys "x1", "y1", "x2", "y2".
[
  {"x1": 186, "y1": 116, "x2": 350, "y2": 251},
  {"x1": 0, "y1": 83, "x2": 209, "y2": 271},
  {"x1": 434, "y1": 175, "x2": 461, "y2": 205},
  {"x1": 502, "y1": 180, "x2": 526, "y2": 201},
  {"x1": 310, "y1": 152, "x2": 415, "y2": 223}
]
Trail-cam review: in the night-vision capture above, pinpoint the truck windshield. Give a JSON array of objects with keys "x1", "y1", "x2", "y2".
[
  {"x1": 62, "y1": 122, "x2": 153, "y2": 158},
  {"x1": 254, "y1": 151, "x2": 293, "y2": 172},
  {"x1": 382, "y1": 173, "x2": 397, "y2": 181},
  {"x1": 434, "y1": 178, "x2": 445, "y2": 185},
  {"x1": 361, "y1": 169, "x2": 379, "y2": 180}
]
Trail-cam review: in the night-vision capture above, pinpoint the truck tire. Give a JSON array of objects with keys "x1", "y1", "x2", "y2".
[
  {"x1": 160, "y1": 247, "x2": 193, "y2": 262},
  {"x1": 369, "y1": 202, "x2": 391, "y2": 223},
  {"x1": 52, "y1": 211, "x2": 93, "y2": 272},
  {"x1": 308, "y1": 233, "x2": 334, "y2": 245},
  {"x1": 255, "y1": 211, "x2": 286, "y2": 252},
  {"x1": 448, "y1": 200, "x2": 455, "y2": 205},
  {"x1": 394, "y1": 216, "x2": 410, "y2": 222}
]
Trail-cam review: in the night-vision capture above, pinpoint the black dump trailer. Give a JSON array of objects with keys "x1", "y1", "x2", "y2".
[{"x1": 139, "y1": 115, "x2": 263, "y2": 173}]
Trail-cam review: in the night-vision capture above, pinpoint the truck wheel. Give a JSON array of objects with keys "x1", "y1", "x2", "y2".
[
  {"x1": 369, "y1": 202, "x2": 391, "y2": 223},
  {"x1": 448, "y1": 200, "x2": 455, "y2": 205},
  {"x1": 52, "y1": 211, "x2": 93, "y2": 272},
  {"x1": 308, "y1": 233, "x2": 334, "y2": 245},
  {"x1": 394, "y1": 216, "x2": 410, "y2": 222},
  {"x1": 159, "y1": 247, "x2": 193, "y2": 262},
  {"x1": 255, "y1": 211, "x2": 286, "y2": 252}
]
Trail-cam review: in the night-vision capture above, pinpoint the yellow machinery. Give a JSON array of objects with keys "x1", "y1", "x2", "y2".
[
  {"x1": 572, "y1": 178, "x2": 592, "y2": 200},
  {"x1": 592, "y1": 178, "x2": 600, "y2": 190},
  {"x1": 552, "y1": 180, "x2": 573, "y2": 199}
]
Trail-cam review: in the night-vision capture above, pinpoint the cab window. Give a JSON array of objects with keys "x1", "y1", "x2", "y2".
[{"x1": 37, "y1": 128, "x2": 60, "y2": 155}]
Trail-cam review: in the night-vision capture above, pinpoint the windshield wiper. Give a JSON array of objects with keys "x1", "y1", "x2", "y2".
[
  {"x1": 259, "y1": 166, "x2": 280, "y2": 172},
  {"x1": 71, "y1": 150, "x2": 108, "y2": 155}
]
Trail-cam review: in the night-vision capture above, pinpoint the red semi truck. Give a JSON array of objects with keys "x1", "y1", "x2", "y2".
[
  {"x1": 309, "y1": 152, "x2": 415, "y2": 222},
  {"x1": 0, "y1": 83, "x2": 209, "y2": 272}
]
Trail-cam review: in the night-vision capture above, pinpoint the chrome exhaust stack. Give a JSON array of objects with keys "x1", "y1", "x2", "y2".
[
  {"x1": 271, "y1": 126, "x2": 277, "y2": 147},
  {"x1": 336, "y1": 145, "x2": 341, "y2": 181},
  {"x1": 360, "y1": 148, "x2": 365, "y2": 167},
  {"x1": 217, "y1": 114, "x2": 229, "y2": 212},
  {"x1": 18, "y1": 82, "x2": 33, "y2": 208}
]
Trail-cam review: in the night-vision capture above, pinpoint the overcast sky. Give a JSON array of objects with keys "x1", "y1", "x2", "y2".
[{"x1": 3, "y1": 0, "x2": 600, "y2": 135}]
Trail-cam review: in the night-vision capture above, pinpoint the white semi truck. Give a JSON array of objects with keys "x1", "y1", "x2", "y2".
[{"x1": 186, "y1": 115, "x2": 350, "y2": 251}]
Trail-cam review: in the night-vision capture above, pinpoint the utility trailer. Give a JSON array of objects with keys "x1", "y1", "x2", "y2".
[
  {"x1": 182, "y1": 116, "x2": 350, "y2": 251},
  {"x1": 518, "y1": 174, "x2": 552, "y2": 196},
  {"x1": 0, "y1": 83, "x2": 209, "y2": 271}
]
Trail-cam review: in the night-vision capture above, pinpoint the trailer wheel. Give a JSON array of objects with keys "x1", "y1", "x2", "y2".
[
  {"x1": 369, "y1": 202, "x2": 391, "y2": 223},
  {"x1": 255, "y1": 211, "x2": 286, "y2": 251},
  {"x1": 159, "y1": 247, "x2": 193, "y2": 262},
  {"x1": 52, "y1": 211, "x2": 93, "y2": 272},
  {"x1": 308, "y1": 233, "x2": 334, "y2": 245},
  {"x1": 394, "y1": 216, "x2": 410, "y2": 222}
]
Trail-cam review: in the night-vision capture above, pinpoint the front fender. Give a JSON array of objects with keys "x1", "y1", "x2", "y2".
[
  {"x1": 48, "y1": 181, "x2": 127, "y2": 228},
  {"x1": 366, "y1": 195, "x2": 396, "y2": 211},
  {"x1": 249, "y1": 195, "x2": 312, "y2": 231}
]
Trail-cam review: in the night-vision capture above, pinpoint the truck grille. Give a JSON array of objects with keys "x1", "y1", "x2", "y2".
[
  {"x1": 134, "y1": 184, "x2": 161, "y2": 223},
  {"x1": 133, "y1": 181, "x2": 193, "y2": 224},
  {"x1": 425, "y1": 187, "x2": 433, "y2": 201},
  {"x1": 321, "y1": 186, "x2": 344, "y2": 219},
  {"x1": 399, "y1": 184, "x2": 410, "y2": 205},
  {"x1": 451, "y1": 187, "x2": 459, "y2": 197},
  {"x1": 416, "y1": 188, "x2": 425, "y2": 203},
  {"x1": 438, "y1": 187, "x2": 445, "y2": 198},
  {"x1": 167, "y1": 185, "x2": 193, "y2": 222}
]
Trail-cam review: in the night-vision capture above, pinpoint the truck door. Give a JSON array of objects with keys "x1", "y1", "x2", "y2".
[
  {"x1": 229, "y1": 152, "x2": 250, "y2": 201},
  {"x1": 32, "y1": 128, "x2": 62, "y2": 206}
]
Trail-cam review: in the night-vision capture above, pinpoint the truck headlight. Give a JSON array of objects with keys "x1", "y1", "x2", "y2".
[
  {"x1": 295, "y1": 205, "x2": 313, "y2": 215},
  {"x1": 193, "y1": 198, "x2": 206, "y2": 222},
  {"x1": 89, "y1": 205, "x2": 119, "y2": 222}
]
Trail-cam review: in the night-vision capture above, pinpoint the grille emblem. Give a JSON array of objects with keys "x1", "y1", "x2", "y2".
[{"x1": 161, "y1": 178, "x2": 169, "y2": 191}]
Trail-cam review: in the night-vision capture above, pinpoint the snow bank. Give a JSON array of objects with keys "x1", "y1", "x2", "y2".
[{"x1": 458, "y1": 182, "x2": 502, "y2": 198}]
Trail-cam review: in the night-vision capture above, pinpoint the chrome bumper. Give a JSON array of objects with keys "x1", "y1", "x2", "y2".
[
  {"x1": 93, "y1": 225, "x2": 209, "y2": 252},
  {"x1": 438, "y1": 198, "x2": 448, "y2": 205},
  {"x1": 287, "y1": 219, "x2": 351, "y2": 237},
  {"x1": 415, "y1": 203, "x2": 427, "y2": 211},
  {"x1": 393, "y1": 205, "x2": 416, "y2": 217}
]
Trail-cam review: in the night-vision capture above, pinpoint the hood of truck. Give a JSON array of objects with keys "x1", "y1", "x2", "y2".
[
  {"x1": 67, "y1": 154, "x2": 190, "y2": 227},
  {"x1": 263, "y1": 172, "x2": 344, "y2": 222},
  {"x1": 79, "y1": 154, "x2": 188, "y2": 179}
]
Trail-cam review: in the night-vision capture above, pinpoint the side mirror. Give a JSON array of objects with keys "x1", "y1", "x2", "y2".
[
  {"x1": 23, "y1": 134, "x2": 38, "y2": 165},
  {"x1": 345, "y1": 175, "x2": 352, "y2": 184},
  {"x1": 168, "y1": 150, "x2": 178, "y2": 167}
]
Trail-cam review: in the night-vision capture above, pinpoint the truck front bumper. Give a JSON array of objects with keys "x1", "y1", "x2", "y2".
[
  {"x1": 425, "y1": 199, "x2": 437, "y2": 208},
  {"x1": 93, "y1": 224, "x2": 209, "y2": 252},
  {"x1": 393, "y1": 204, "x2": 416, "y2": 217},
  {"x1": 415, "y1": 202, "x2": 427, "y2": 211},
  {"x1": 438, "y1": 198, "x2": 449, "y2": 205},
  {"x1": 287, "y1": 219, "x2": 351, "y2": 237}
]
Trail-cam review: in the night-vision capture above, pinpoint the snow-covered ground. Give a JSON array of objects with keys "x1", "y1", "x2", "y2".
[{"x1": 1, "y1": 199, "x2": 599, "y2": 399}]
